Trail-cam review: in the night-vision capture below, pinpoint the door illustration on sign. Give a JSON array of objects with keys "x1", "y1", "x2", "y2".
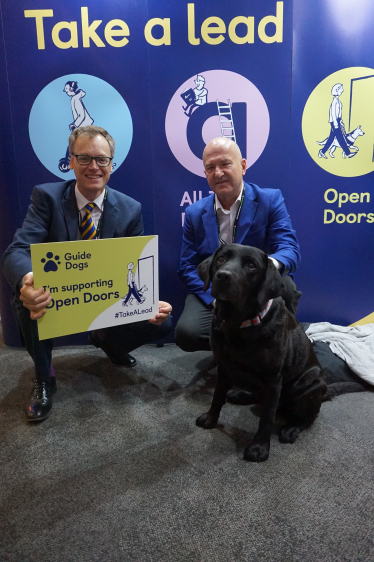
[{"x1": 121, "y1": 255, "x2": 154, "y2": 307}]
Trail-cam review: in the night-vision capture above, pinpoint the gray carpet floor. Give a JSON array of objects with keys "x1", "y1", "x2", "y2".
[{"x1": 0, "y1": 342, "x2": 374, "y2": 562}]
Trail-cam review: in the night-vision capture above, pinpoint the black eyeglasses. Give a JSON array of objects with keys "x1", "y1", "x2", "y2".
[{"x1": 70, "y1": 153, "x2": 113, "y2": 167}]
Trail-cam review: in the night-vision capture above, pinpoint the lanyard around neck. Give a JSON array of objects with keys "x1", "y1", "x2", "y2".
[
  {"x1": 78, "y1": 188, "x2": 107, "y2": 239},
  {"x1": 213, "y1": 185, "x2": 245, "y2": 245}
]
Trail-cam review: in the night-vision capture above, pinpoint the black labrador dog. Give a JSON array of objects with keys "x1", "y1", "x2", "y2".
[{"x1": 196, "y1": 244, "x2": 327, "y2": 463}]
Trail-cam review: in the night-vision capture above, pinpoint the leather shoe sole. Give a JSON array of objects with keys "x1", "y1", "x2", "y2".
[{"x1": 89, "y1": 331, "x2": 137, "y2": 367}]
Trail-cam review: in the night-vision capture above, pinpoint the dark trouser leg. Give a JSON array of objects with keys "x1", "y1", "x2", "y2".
[
  {"x1": 185, "y1": 103, "x2": 198, "y2": 117},
  {"x1": 322, "y1": 121, "x2": 351, "y2": 156},
  {"x1": 282, "y1": 275, "x2": 302, "y2": 316},
  {"x1": 174, "y1": 294, "x2": 213, "y2": 352},
  {"x1": 333, "y1": 123, "x2": 352, "y2": 156},
  {"x1": 322, "y1": 125, "x2": 337, "y2": 155},
  {"x1": 97, "y1": 316, "x2": 173, "y2": 360},
  {"x1": 13, "y1": 296, "x2": 53, "y2": 383}
]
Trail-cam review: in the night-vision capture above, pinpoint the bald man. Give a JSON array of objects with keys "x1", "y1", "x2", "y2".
[{"x1": 175, "y1": 137, "x2": 301, "y2": 352}]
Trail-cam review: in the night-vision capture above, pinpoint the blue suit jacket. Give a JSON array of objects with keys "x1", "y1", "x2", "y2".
[
  {"x1": 178, "y1": 182, "x2": 301, "y2": 306},
  {"x1": 1, "y1": 180, "x2": 144, "y2": 293}
]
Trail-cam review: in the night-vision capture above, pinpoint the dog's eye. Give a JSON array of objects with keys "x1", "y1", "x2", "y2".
[
  {"x1": 216, "y1": 256, "x2": 225, "y2": 264},
  {"x1": 245, "y1": 262, "x2": 256, "y2": 269}
]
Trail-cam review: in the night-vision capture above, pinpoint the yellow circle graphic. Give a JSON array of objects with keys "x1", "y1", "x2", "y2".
[{"x1": 302, "y1": 67, "x2": 374, "y2": 177}]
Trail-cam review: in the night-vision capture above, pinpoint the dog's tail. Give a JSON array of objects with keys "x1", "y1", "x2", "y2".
[{"x1": 322, "y1": 382, "x2": 371, "y2": 402}]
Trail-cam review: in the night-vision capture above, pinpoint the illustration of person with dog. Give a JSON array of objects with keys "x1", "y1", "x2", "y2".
[
  {"x1": 175, "y1": 137, "x2": 302, "y2": 354},
  {"x1": 318, "y1": 83, "x2": 356, "y2": 159},
  {"x1": 122, "y1": 262, "x2": 145, "y2": 306},
  {"x1": 181, "y1": 75, "x2": 208, "y2": 117}
]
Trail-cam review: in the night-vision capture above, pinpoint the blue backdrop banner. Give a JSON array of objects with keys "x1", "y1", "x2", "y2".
[
  {"x1": 1, "y1": 0, "x2": 372, "y2": 346},
  {"x1": 290, "y1": 0, "x2": 374, "y2": 326}
]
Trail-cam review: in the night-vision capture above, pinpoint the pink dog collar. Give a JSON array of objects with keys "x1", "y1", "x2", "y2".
[{"x1": 240, "y1": 299, "x2": 273, "y2": 328}]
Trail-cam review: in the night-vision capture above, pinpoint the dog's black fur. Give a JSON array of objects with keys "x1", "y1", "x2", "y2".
[{"x1": 196, "y1": 244, "x2": 335, "y2": 463}]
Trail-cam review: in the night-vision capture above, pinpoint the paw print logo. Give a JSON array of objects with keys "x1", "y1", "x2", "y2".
[{"x1": 41, "y1": 252, "x2": 61, "y2": 272}]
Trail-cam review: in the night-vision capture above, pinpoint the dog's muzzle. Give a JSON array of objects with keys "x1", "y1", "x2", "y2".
[
  {"x1": 211, "y1": 269, "x2": 239, "y2": 301},
  {"x1": 215, "y1": 269, "x2": 232, "y2": 283}
]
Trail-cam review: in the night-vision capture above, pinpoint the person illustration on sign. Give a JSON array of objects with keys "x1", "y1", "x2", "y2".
[
  {"x1": 181, "y1": 75, "x2": 208, "y2": 117},
  {"x1": 59, "y1": 81, "x2": 95, "y2": 173},
  {"x1": 122, "y1": 262, "x2": 145, "y2": 306},
  {"x1": 318, "y1": 83, "x2": 356, "y2": 159},
  {"x1": 64, "y1": 81, "x2": 94, "y2": 131}
]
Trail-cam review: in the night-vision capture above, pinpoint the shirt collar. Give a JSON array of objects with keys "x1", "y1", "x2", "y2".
[
  {"x1": 75, "y1": 183, "x2": 106, "y2": 212},
  {"x1": 215, "y1": 183, "x2": 244, "y2": 214}
]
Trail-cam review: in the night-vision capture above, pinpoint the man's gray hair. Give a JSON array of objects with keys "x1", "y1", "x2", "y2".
[{"x1": 68, "y1": 125, "x2": 115, "y2": 157}]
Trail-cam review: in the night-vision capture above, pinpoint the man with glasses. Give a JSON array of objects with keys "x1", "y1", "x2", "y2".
[{"x1": 2, "y1": 125, "x2": 172, "y2": 421}]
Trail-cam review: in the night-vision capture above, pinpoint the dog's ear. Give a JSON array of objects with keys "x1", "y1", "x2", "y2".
[
  {"x1": 257, "y1": 258, "x2": 285, "y2": 303},
  {"x1": 197, "y1": 255, "x2": 214, "y2": 292}
]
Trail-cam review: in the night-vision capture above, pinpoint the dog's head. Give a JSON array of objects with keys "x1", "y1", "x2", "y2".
[{"x1": 198, "y1": 244, "x2": 285, "y2": 310}]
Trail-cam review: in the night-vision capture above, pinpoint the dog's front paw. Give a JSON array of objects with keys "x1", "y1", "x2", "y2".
[
  {"x1": 243, "y1": 441, "x2": 270, "y2": 462},
  {"x1": 279, "y1": 425, "x2": 301, "y2": 444},
  {"x1": 196, "y1": 412, "x2": 218, "y2": 429}
]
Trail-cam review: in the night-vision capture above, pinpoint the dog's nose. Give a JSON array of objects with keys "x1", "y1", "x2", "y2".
[{"x1": 216, "y1": 270, "x2": 232, "y2": 283}]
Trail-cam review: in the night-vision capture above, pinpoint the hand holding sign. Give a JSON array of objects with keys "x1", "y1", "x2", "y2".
[{"x1": 20, "y1": 272, "x2": 52, "y2": 320}]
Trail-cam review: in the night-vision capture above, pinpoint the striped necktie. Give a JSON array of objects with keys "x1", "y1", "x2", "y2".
[{"x1": 80, "y1": 203, "x2": 97, "y2": 240}]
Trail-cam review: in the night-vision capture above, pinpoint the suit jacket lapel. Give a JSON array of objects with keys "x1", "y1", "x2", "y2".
[
  {"x1": 100, "y1": 187, "x2": 119, "y2": 239},
  {"x1": 202, "y1": 195, "x2": 220, "y2": 254},
  {"x1": 234, "y1": 183, "x2": 258, "y2": 245},
  {"x1": 62, "y1": 182, "x2": 79, "y2": 241}
]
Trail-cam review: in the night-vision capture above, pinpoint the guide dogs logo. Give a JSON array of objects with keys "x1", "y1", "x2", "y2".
[
  {"x1": 41, "y1": 252, "x2": 61, "y2": 272},
  {"x1": 165, "y1": 70, "x2": 270, "y2": 177},
  {"x1": 302, "y1": 67, "x2": 374, "y2": 177}
]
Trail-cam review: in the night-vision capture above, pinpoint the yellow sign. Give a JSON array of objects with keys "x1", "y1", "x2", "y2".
[
  {"x1": 302, "y1": 67, "x2": 374, "y2": 177},
  {"x1": 31, "y1": 236, "x2": 158, "y2": 340}
]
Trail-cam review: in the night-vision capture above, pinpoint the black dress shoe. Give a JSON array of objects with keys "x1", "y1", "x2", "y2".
[
  {"x1": 115, "y1": 353, "x2": 137, "y2": 367},
  {"x1": 89, "y1": 331, "x2": 137, "y2": 367},
  {"x1": 27, "y1": 379, "x2": 55, "y2": 422}
]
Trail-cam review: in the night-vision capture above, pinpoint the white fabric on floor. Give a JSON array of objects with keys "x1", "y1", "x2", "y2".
[{"x1": 306, "y1": 322, "x2": 374, "y2": 386}]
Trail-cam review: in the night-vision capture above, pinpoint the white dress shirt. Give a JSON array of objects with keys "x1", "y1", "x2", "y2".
[
  {"x1": 215, "y1": 184, "x2": 282, "y2": 270},
  {"x1": 214, "y1": 186, "x2": 243, "y2": 245}
]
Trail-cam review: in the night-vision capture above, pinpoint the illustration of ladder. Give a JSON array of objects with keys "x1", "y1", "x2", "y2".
[{"x1": 217, "y1": 99, "x2": 236, "y2": 143}]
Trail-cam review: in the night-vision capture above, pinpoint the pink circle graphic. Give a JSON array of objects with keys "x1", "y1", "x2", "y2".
[{"x1": 165, "y1": 70, "x2": 270, "y2": 177}]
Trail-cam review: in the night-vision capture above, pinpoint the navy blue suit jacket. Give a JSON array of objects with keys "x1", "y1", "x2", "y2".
[
  {"x1": 1, "y1": 180, "x2": 144, "y2": 293},
  {"x1": 178, "y1": 182, "x2": 301, "y2": 306}
]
